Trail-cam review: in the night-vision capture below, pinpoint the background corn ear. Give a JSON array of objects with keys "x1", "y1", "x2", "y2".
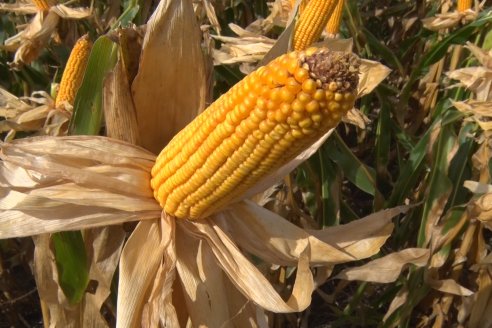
[
  {"x1": 31, "y1": 0, "x2": 53, "y2": 11},
  {"x1": 293, "y1": 0, "x2": 339, "y2": 50},
  {"x1": 326, "y1": 0, "x2": 344, "y2": 37},
  {"x1": 457, "y1": 0, "x2": 472, "y2": 12},
  {"x1": 151, "y1": 47, "x2": 359, "y2": 219},
  {"x1": 55, "y1": 35, "x2": 92, "y2": 109}
]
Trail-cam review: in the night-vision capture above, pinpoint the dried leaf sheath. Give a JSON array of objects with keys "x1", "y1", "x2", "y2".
[{"x1": 151, "y1": 48, "x2": 359, "y2": 219}]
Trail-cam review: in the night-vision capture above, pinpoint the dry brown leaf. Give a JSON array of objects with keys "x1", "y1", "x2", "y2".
[
  {"x1": 117, "y1": 215, "x2": 175, "y2": 328},
  {"x1": 175, "y1": 230, "x2": 235, "y2": 327},
  {"x1": 448, "y1": 66, "x2": 492, "y2": 102},
  {"x1": 427, "y1": 278, "x2": 474, "y2": 296},
  {"x1": 0, "y1": 136, "x2": 160, "y2": 238},
  {"x1": 0, "y1": 2, "x2": 38, "y2": 14},
  {"x1": 422, "y1": 10, "x2": 478, "y2": 31},
  {"x1": 453, "y1": 101, "x2": 492, "y2": 131},
  {"x1": 468, "y1": 268, "x2": 492, "y2": 328},
  {"x1": 103, "y1": 55, "x2": 140, "y2": 144},
  {"x1": 131, "y1": 0, "x2": 207, "y2": 153},
  {"x1": 342, "y1": 108, "x2": 370, "y2": 129},
  {"x1": 217, "y1": 201, "x2": 407, "y2": 266},
  {"x1": 334, "y1": 248, "x2": 430, "y2": 283},
  {"x1": 383, "y1": 287, "x2": 409, "y2": 322}
]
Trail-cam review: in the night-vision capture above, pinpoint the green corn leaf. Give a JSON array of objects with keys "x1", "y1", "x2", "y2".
[
  {"x1": 52, "y1": 231, "x2": 89, "y2": 304},
  {"x1": 69, "y1": 35, "x2": 118, "y2": 135}
]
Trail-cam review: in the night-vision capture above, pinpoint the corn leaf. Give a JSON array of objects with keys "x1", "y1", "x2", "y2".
[
  {"x1": 52, "y1": 231, "x2": 88, "y2": 304},
  {"x1": 69, "y1": 35, "x2": 117, "y2": 135},
  {"x1": 421, "y1": 11, "x2": 492, "y2": 67},
  {"x1": 325, "y1": 132, "x2": 378, "y2": 197}
]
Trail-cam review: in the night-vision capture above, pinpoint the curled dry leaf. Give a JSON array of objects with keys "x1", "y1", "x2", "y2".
[
  {"x1": 421, "y1": 10, "x2": 478, "y2": 31},
  {"x1": 0, "y1": 136, "x2": 161, "y2": 239},
  {"x1": 0, "y1": 88, "x2": 71, "y2": 140},
  {"x1": 1, "y1": 2, "x2": 90, "y2": 66},
  {"x1": 447, "y1": 43, "x2": 492, "y2": 102},
  {"x1": 334, "y1": 248, "x2": 430, "y2": 283},
  {"x1": 427, "y1": 278, "x2": 474, "y2": 296},
  {"x1": 212, "y1": 24, "x2": 276, "y2": 66},
  {"x1": 452, "y1": 100, "x2": 492, "y2": 130},
  {"x1": 131, "y1": 0, "x2": 207, "y2": 153}
]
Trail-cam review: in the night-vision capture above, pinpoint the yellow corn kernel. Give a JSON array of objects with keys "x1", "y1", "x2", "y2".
[
  {"x1": 151, "y1": 48, "x2": 360, "y2": 220},
  {"x1": 32, "y1": 0, "x2": 53, "y2": 11},
  {"x1": 326, "y1": 0, "x2": 344, "y2": 37},
  {"x1": 290, "y1": 0, "x2": 309, "y2": 13},
  {"x1": 55, "y1": 35, "x2": 92, "y2": 109},
  {"x1": 293, "y1": 0, "x2": 339, "y2": 51},
  {"x1": 457, "y1": 0, "x2": 472, "y2": 12}
]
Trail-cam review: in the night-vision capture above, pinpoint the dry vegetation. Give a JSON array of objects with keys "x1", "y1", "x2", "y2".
[{"x1": 0, "y1": 0, "x2": 492, "y2": 327}]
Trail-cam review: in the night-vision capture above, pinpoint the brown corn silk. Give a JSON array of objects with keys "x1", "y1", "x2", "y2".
[
  {"x1": 151, "y1": 47, "x2": 359, "y2": 220},
  {"x1": 55, "y1": 35, "x2": 92, "y2": 108},
  {"x1": 293, "y1": 0, "x2": 339, "y2": 50},
  {"x1": 326, "y1": 0, "x2": 344, "y2": 37}
]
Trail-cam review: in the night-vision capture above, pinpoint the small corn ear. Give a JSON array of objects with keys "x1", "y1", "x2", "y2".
[
  {"x1": 31, "y1": 0, "x2": 53, "y2": 11},
  {"x1": 326, "y1": 0, "x2": 344, "y2": 37},
  {"x1": 457, "y1": 0, "x2": 472, "y2": 12},
  {"x1": 55, "y1": 35, "x2": 92, "y2": 109},
  {"x1": 293, "y1": 0, "x2": 338, "y2": 51},
  {"x1": 151, "y1": 47, "x2": 360, "y2": 220}
]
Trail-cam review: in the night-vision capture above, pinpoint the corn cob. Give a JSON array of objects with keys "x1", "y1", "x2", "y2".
[
  {"x1": 55, "y1": 35, "x2": 92, "y2": 109},
  {"x1": 151, "y1": 47, "x2": 359, "y2": 220},
  {"x1": 289, "y1": 0, "x2": 309, "y2": 13},
  {"x1": 326, "y1": 0, "x2": 344, "y2": 37},
  {"x1": 32, "y1": 0, "x2": 53, "y2": 11},
  {"x1": 457, "y1": 0, "x2": 472, "y2": 12},
  {"x1": 293, "y1": 0, "x2": 338, "y2": 51}
]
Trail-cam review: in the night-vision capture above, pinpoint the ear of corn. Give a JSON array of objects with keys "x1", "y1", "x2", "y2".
[
  {"x1": 457, "y1": 0, "x2": 472, "y2": 12},
  {"x1": 55, "y1": 35, "x2": 92, "y2": 109},
  {"x1": 151, "y1": 47, "x2": 360, "y2": 220},
  {"x1": 32, "y1": 0, "x2": 53, "y2": 11},
  {"x1": 289, "y1": 0, "x2": 309, "y2": 13},
  {"x1": 326, "y1": 0, "x2": 344, "y2": 37},
  {"x1": 293, "y1": 0, "x2": 339, "y2": 51}
]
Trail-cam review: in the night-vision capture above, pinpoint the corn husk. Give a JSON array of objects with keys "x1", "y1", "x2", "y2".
[
  {"x1": 0, "y1": 88, "x2": 71, "y2": 140},
  {"x1": 1, "y1": 2, "x2": 90, "y2": 67}
]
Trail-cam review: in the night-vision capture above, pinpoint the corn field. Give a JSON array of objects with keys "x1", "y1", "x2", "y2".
[{"x1": 0, "y1": 0, "x2": 491, "y2": 327}]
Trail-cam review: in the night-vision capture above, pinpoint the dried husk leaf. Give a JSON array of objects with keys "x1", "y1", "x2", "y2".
[
  {"x1": 422, "y1": 10, "x2": 478, "y2": 31},
  {"x1": 334, "y1": 248, "x2": 430, "y2": 283},
  {"x1": 215, "y1": 201, "x2": 407, "y2": 266},
  {"x1": 180, "y1": 216, "x2": 315, "y2": 313},
  {"x1": 453, "y1": 100, "x2": 492, "y2": 131},
  {"x1": 3, "y1": 11, "x2": 60, "y2": 67},
  {"x1": 131, "y1": 0, "x2": 207, "y2": 153},
  {"x1": 117, "y1": 214, "x2": 176, "y2": 328},
  {"x1": 103, "y1": 55, "x2": 140, "y2": 144},
  {"x1": 50, "y1": 4, "x2": 91, "y2": 19},
  {"x1": 0, "y1": 2, "x2": 38, "y2": 14},
  {"x1": 175, "y1": 231, "x2": 234, "y2": 327},
  {"x1": 448, "y1": 66, "x2": 492, "y2": 102},
  {"x1": 0, "y1": 136, "x2": 160, "y2": 238}
]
